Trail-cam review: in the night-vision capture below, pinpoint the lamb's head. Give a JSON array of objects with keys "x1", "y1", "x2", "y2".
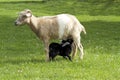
[
  {"x1": 15, "y1": 9, "x2": 32, "y2": 26},
  {"x1": 61, "y1": 39, "x2": 73, "y2": 46}
]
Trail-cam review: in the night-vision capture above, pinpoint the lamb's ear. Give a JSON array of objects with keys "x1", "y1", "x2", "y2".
[
  {"x1": 68, "y1": 39, "x2": 73, "y2": 44},
  {"x1": 61, "y1": 40, "x2": 66, "y2": 43},
  {"x1": 71, "y1": 39, "x2": 73, "y2": 43},
  {"x1": 25, "y1": 9, "x2": 32, "y2": 17}
]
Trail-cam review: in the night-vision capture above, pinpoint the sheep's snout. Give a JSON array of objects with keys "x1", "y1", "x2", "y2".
[
  {"x1": 14, "y1": 20, "x2": 22, "y2": 26},
  {"x1": 14, "y1": 21, "x2": 18, "y2": 26}
]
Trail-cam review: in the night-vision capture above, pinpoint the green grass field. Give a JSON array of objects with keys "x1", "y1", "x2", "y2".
[{"x1": 0, "y1": 0, "x2": 120, "y2": 80}]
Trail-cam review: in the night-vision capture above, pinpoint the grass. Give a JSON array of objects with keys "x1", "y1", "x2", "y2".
[{"x1": 0, "y1": 0, "x2": 120, "y2": 80}]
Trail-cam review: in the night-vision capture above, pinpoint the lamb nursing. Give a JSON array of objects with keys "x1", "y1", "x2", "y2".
[{"x1": 14, "y1": 9, "x2": 86, "y2": 61}]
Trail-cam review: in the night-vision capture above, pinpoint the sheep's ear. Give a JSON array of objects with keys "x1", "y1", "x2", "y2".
[
  {"x1": 26, "y1": 13, "x2": 32, "y2": 17},
  {"x1": 25, "y1": 9, "x2": 32, "y2": 17},
  {"x1": 26, "y1": 9, "x2": 31, "y2": 13}
]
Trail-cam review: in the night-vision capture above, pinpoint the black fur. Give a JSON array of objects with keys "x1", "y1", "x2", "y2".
[{"x1": 49, "y1": 39, "x2": 73, "y2": 61}]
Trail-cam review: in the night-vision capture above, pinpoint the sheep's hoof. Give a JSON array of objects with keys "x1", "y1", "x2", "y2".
[
  {"x1": 45, "y1": 58, "x2": 50, "y2": 62},
  {"x1": 80, "y1": 56, "x2": 83, "y2": 60}
]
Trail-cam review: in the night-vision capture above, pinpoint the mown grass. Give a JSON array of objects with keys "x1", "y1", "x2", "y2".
[{"x1": 0, "y1": 0, "x2": 120, "y2": 80}]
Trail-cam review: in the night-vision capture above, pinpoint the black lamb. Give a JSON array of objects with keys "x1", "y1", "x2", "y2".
[{"x1": 49, "y1": 39, "x2": 73, "y2": 61}]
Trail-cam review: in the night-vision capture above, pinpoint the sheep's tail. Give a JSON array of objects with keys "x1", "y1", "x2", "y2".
[
  {"x1": 79, "y1": 23, "x2": 86, "y2": 35},
  {"x1": 82, "y1": 25, "x2": 86, "y2": 35},
  {"x1": 72, "y1": 15, "x2": 86, "y2": 34}
]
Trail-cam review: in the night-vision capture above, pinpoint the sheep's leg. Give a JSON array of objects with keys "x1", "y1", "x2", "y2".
[
  {"x1": 72, "y1": 43, "x2": 77, "y2": 59},
  {"x1": 79, "y1": 43, "x2": 84, "y2": 60},
  {"x1": 73, "y1": 36, "x2": 84, "y2": 60},
  {"x1": 45, "y1": 47, "x2": 49, "y2": 61},
  {"x1": 43, "y1": 39, "x2": 50, "y2": 62}
]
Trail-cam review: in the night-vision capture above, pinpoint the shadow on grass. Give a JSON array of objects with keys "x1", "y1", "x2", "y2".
[
  {"x1": 0, "y1": 0, "x2": 120, "y2": 16},
  {"x1": 0, "y1": 58, "x2": 45, "y2": 64},
  {"x1": 0, "y1": 0, "x2": 48, "y2": 4},
  {"x1": 0, "y1": 57, "x2": 73, "y2": 64}
]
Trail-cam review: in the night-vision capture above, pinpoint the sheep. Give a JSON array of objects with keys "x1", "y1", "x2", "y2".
[
  {"x1": 14, "y1": 9, "x2": 86, "y2": 61},
  {"x1": 49, "y1": 39, "x2": 73, "y2": 61}
]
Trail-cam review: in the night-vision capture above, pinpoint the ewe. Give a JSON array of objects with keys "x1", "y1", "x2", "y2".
[{"x1": 15, "y1": 9, "x2": 86, "y2": 61}]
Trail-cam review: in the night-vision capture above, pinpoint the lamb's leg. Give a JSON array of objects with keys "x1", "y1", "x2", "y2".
[
  {"x1": 63, "y1": 56, "x2": 67, "y2": 59},
  {"x1": 67, "y1": 55, "x2": 72, "y2": 61}
]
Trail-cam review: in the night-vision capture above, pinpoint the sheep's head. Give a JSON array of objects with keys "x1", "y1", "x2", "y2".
[{"x1": 15, "y1": 9, "x2": 32, "y2": 26}]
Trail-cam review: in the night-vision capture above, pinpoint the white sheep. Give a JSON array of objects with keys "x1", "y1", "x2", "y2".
[{"x1": 14, "y1": 9, "x2": 86, "y2": 61}]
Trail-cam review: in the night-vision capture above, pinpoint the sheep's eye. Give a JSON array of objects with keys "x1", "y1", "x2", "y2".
[{"x1": 22, "y1": 15, "x2": 27, "y2": 18}]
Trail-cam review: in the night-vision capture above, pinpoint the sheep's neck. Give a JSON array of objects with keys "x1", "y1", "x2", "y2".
[{"x1": 28, "y1": 16, "x2": 39, "y2": 35}]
